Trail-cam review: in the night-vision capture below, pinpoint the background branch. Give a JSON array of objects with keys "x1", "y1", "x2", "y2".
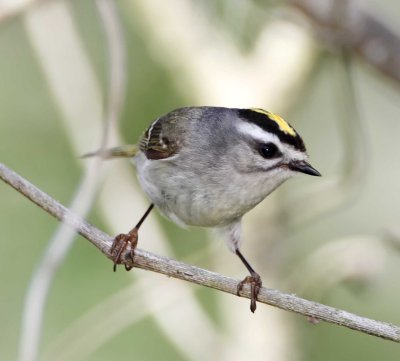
[
  {"x1": 290, "y1": 0, "x2": 400, "y2": 85},
  {"x1": 1, "y1": 162, "x2": 399, "y2": 343},
  {"x1": 17, "y1": 2, "x2": 126, "y2": 360}
]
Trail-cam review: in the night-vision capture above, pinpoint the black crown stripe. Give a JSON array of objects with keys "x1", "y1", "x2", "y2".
[{"x1": 237, "y1": 109, "x2": 306, "y2": 152}]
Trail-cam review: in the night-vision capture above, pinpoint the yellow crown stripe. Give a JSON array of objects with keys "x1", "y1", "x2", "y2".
[{"x1": 251, "y1": 108, "x2": 296, "y2": 137}]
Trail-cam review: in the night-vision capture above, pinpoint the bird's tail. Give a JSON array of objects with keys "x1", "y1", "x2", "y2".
[{"x1": 81, "y1": 144, "x2": 139, "y2": 159}]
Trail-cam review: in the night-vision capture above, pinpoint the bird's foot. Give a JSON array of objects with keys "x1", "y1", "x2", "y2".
[
  {"x1": 237, "y1": 272, "x2": 262, "y2": 313},
  {"x1": 110, "y1": 228, "x2": 138, "y2": 271}
]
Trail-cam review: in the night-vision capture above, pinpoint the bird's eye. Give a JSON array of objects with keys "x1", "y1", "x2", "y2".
[{"x1": 259, "y1": 142, "x2": 280, "y2": 159}]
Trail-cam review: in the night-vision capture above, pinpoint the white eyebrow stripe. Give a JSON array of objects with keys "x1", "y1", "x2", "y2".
[
  {"x1": 236, "y1": 121, "x2": 280, "y2": 144},
  {"x1": 286, "y1": 146, "x2": 308, "y2": 161},
  {"x1": 236, "y1": 121, "x2": 308, "y2": 161}
]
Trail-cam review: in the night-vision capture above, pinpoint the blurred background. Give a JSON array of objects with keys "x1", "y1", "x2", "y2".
[{"x1": 1, "y1": 0, "x2": 400, "y2": 360}]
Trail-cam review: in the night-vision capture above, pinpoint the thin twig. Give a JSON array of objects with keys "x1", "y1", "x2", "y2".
[
  {"x1": 1, "y1": 162, "x2": 399, "y2": 343},
  {"x1": 96, "y1": 0, "x2": 126, "y2": 140}
]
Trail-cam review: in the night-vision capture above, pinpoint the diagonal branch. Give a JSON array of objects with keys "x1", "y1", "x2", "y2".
[{"x1": 1, "y1": 162, "x2": 399, "y2": 343}]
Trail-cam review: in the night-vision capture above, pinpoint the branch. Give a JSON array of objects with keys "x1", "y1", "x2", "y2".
[
  {"x1": 290, "y1": 0, "x2": 400, "y2": 85},
  {"x1": 1, "y1": 162, "x2": 399, "y2": 343}
]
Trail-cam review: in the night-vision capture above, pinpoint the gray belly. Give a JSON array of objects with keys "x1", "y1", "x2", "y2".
[
  {"x1": 134, "y1": 154, "x2": 247, "y2": 227},
  {"x1": 134, "y1": 152, "x2": 281, "y2": 228}
]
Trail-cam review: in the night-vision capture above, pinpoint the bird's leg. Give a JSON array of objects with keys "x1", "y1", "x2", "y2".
[
  {"x1": 110, "y1": 203, "x2": 154, "y2": 272},
  {"x1": 236, "y1": 249, "x2": 262, "y2": 313}
]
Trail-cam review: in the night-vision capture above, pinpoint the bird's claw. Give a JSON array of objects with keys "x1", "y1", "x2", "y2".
[
  {"x1": 110, "y1": 228, "x2": 138, "y2": 271},
  {"x1": 237, "y1": 273, "x2": 262, "y2": 313}
]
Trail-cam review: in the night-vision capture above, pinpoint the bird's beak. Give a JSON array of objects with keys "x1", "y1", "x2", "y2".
[{"x1": 289, "y1": 160, "x2": 321, "y2": 177}]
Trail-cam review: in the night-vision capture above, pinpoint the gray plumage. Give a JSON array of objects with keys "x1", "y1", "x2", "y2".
[{"x1": 134, "y1": 106, "x2": 319, "y2": 252}]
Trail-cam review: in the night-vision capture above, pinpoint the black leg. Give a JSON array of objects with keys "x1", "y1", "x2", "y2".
[
  {"x1": 110, "y1": 204, "x2": 154, "y2": 271},
  {"x1": 236, "y1": 249, "x2": 256, "y2": 275},
  {"x1": 134, "y1": 203, "x2": 154, "y2": 230},
  {"x1": 235, "y1": 249, "x2": 262, "y2": 313}
]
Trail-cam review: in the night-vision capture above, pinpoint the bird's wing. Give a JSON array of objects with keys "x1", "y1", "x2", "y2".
[{"x1": 139, "y1": 115, "x2": 183, "y2": 160}]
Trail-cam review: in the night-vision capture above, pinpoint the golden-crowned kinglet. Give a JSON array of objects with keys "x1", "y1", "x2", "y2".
[{"x1": 88, "y1": 106, "x2": 320, "y2": 312}]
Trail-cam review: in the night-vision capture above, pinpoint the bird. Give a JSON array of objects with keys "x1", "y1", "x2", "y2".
[{"x1": 86, "y1": 106, "x2": 320, "y2": 312}]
